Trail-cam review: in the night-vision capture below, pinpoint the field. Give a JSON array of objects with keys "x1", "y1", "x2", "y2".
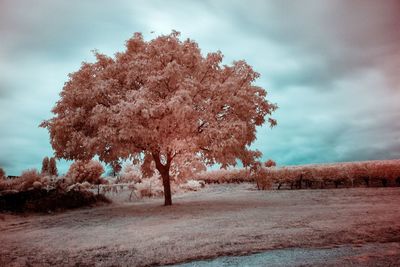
[{"x1": 1, "y1": 183, "x2": 399, "y2": 266}]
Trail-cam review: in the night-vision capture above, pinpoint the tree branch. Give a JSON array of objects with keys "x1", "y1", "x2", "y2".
[
  {"x1": 197, "y1": 121, "x2": 208, "y2": 133},
  {"x1": 199, "y1": 146, "x2": 212, "y2": 152}
]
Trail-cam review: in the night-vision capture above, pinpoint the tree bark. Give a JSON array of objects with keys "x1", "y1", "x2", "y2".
[
  {"x1": 160, "y1": 170, "x2": 172, "y2": 206},
  {"x1": 298, "y1": 174, "x2": 303, "y2": 189},
  {"x1": 364, "y1": 177, "x2": 370, "y2": 187},
  {"x1": 152, "y1": 152, "x2": 173, "y2": 206}
]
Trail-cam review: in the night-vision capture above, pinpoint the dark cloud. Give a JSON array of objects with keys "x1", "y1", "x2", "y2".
[
  {"x1": 209, "y1": 0, "x2": 400, "y2": 90},
  {"x1": 0, "y1": 1, "x2": 140, "y2": 61}
]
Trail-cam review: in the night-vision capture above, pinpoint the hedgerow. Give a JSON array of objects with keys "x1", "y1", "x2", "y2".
[
  {"x1": 193, "y1": 160, "x2": 400, "y2": 190},
  {"x1": 255, "y1": 160, "x2": 400, "y2": 190}
]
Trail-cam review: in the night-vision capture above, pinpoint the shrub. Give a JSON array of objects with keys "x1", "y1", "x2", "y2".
[
  {"x1": 253, "y1": 168, "x2": 272, "y2": 190},
  {"x1": 0, "y1": 188, "x2": 110, "y2": 213},
  {"x1": 0, "y1": 169, "x2": 46, "y2": 192},
  {"x1": 66, "y1": 160, "x2": 104, "y2": 184},
  {"x1": 17, "y1": 169, "x2": 42, "y2": 191}
]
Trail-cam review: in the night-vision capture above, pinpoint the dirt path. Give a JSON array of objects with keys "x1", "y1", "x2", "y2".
[
  {"x1": 172, "y1": 242, "x2": 400, "y2": 267},
  {"x1": 1, "y1": 184, "x2": 399, "y2": 266}
]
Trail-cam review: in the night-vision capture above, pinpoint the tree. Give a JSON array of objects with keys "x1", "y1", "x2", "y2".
[
  {"x1": 66, "y1": 160, "x2": 104, "y2": 184},
  {"x1": 41, "y1": 156, "x2": 49, "y2": 175},
  {"x1": 49, "y1": 157, "x2": 58, "y2": 176},
  {"x1": 40, "y1": 31, "x2": 277, "y2": 205},
  {"x1": 0, "y1": 167, "x2": 5, "y2": 179},
  {"x1": 66, "y1": 160, "x2": 105, "y2": 194}
]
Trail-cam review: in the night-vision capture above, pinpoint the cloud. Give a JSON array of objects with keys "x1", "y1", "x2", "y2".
[
  {"x1": 256, "y1": 69, "x2": 400, "y2": 165},
  {"x1": 206, "y1": 0, "x2": 400, "y2": 90}
]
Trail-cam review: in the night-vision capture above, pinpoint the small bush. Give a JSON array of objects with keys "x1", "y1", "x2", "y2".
[
  {"x1": 19, "y1": 169, "x2": 42, "y2": 191},
  {"x1": 0, "y1": 169, "x2": 43, "y2": 192}
]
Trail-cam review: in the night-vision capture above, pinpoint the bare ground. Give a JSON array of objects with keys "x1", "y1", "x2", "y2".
[{"x1": 0, "y1": 184, "x2": 399, "y2": 266}]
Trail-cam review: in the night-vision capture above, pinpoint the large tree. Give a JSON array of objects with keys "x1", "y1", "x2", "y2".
[{"x1": 41, "y1": 31, "x2": 277, "y2": 205}]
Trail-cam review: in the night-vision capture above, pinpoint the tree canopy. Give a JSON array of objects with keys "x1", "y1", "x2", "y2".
[{"x1": 41, "y1": 31, "x2": 277, "y2": 205}]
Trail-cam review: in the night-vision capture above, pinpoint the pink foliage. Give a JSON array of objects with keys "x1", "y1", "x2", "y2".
[
  {"x1": 264, "y1": 159, "x2": 276, "y2": 168},
  {"x1": 170, "y1": 154, "x2": 206, "y2": 183},
  {"x1": 40, "y1": 31, "x2": 277, "y2": 205},
  {"x1": 41, "y1": 157, "x2": 49, "y2": 175},
  {"x1": 41, "y1": 157, "x2": 58, "y2": 176},
  {"x1": 0, "y1": 168, "x2": 5, "y2": 179},
  {"x1": 66, "y1": 160, "x2": 104, "y2": 184},
  {"x1": 49, "y1": 157, "x2": 58, "y2": 176},
  {"x1": 0, "y1": 169, "x2": 42, "y2": 192},
  {"x1": 119, "y1": 163, "x2": 142, "y2": 183}
]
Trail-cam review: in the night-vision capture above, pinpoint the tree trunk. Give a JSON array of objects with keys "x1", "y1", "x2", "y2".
[
  {"x1": 160, "y1": 170, "x2": 172, "y2": 206},
  {"x1": 298, "y1": 174, "x2": 303, "y2": 189},
  {"x1": 152, "y1": 152, "x2": 173, "y2": 206},
  {"x1": 364, "y1": 177, "x2": 369, "y2": 187},
  {"x1": 334, "y1": 181, "x2": 339, "y2": 188}
]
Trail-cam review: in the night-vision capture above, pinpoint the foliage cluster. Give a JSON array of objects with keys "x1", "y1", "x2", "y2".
[{"x1": 66, "y1": 160, "x2": 105, "y2": 184}]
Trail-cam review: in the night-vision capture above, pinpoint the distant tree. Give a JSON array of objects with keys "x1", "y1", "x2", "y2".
[
  {"x1": 41, "y1": 156, "x2": 50, "y2": 175},
  {"x1": 40, "y1": 31, "x2": 277, "y2": 205},
  {"x1": 49, "y1": 157, "x2": 58, "y2": 176},
  {"x1": 66, "y1": 160, "x2": 105, "y2": 195},
  {"x1": 66, "y1": 160, "x2": 104, "y2": 184},
  {"x1": 0, "y1": 167, "x2": 5, "y2": 179},
  {"x1": 264, "y1": 159, "x2": 276, "y2": 168}
]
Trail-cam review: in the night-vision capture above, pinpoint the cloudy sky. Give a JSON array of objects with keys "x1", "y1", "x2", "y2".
[{"x1": 1, "y1": 0, "x2": 399, "y2": 175}]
